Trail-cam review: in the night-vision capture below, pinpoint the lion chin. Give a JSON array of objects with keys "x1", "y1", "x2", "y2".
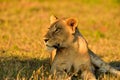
[{"x1": 45, "y1": 44, "x2": 55, "y2": 52}]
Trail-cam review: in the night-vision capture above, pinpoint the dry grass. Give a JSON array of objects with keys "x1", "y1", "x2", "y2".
[{"x1": 0, "y1": 0, "x2": 120, "y2": 80}]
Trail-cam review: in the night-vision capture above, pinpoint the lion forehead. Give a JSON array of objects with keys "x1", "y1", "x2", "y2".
[{"x1": 50, "y1": 20, "x2": 65, "y2": 29}]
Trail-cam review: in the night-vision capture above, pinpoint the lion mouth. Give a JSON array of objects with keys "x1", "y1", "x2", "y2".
[
  {"x1": 53, "y1": 44, "x2": 60, "y2": 49},
  {"x1": 46, "y1": 44, "x2": 60, "y2": 49}
]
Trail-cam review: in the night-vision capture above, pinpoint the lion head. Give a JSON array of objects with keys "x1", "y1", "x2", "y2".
[{"x1": 44, "y1": 15, "x2": 78, "y2": 51}]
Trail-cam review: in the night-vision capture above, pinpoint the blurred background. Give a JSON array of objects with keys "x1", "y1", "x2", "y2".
[{"x1": 0, "y1": 0, "x2": 120, "y2": 79}]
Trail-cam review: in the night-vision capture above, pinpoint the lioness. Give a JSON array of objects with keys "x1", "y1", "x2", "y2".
[
  {"x1": 44, "y1": 16, "x2": 96, "y2": 80},
  {"x1": 44, "y1": 15, "x2": 120, "y2": 79}
]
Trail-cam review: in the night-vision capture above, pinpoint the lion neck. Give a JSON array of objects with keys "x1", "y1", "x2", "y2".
[{"x1": 72, "y1": 28, "x2": 88, "y2": 54}]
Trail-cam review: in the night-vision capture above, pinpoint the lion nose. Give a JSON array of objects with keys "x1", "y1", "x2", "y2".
[{"x1": 44, "y1": 38, "x2": 49, "y2": 43}]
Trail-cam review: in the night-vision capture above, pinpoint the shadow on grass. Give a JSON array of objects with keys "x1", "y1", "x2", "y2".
[
  {"x1": 0, "y1": 57, "x2": 51, "y2": 79},
  {"x1": 0, "y1": 55, "x2": 120, "y2": 80}
]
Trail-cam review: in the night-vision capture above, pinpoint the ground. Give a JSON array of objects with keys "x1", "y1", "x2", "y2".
[{"x1": 0, "y1": 0, "x2": 120, "y2": 80}]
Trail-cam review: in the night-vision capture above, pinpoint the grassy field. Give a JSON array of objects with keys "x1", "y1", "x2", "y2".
[{"x1": 0, "y1": 0, "x2": 120, "y2": 79}]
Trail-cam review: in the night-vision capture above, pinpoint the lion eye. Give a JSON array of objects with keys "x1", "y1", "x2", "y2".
[{"x1": 55, "y1": 28, "x2": 61, "y2": 33}]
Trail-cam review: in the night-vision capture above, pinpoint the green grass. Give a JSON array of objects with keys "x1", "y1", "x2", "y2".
[{"x1": 0, "y1": 0, "x2": 120, "y2": 79}]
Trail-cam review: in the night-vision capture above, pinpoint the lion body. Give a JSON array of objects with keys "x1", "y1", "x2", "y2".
[{"x1": 50, "y1": 33, "x2": 120, "y2": 76}]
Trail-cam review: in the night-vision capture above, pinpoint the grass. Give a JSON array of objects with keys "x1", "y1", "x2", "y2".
[{"x1": 0, "y1": 0, "x2": 120, "y2": 79}]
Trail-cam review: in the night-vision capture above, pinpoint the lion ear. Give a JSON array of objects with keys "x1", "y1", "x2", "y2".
[
  {"x1": 65, "y1": 18, "x2": 78, "y2": 32},
  {"x1": 50, "y1": 15, "x2": 58, "y2": 24}
]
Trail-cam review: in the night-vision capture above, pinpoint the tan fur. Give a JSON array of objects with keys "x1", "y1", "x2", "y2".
[
  {"x1": 47, "y1": 16, "x2": 120, "y2": 77},
  {"x1": 50, "y1": 49, "x2": 56, "y2": 65},
  {"x1": 44, "y1": 16, "x2": 96, "y2": 80}
]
